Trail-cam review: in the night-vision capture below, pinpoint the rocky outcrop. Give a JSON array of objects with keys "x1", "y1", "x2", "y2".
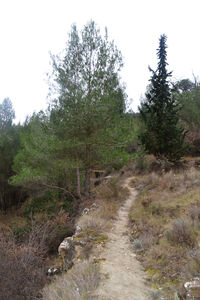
[{"x1": 57, "y1": 205, "x2": 99, "y2": 272}]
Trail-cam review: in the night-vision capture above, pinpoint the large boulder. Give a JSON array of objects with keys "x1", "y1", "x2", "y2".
[{"x1": 58, "y1": 237, "x2": 75, "y2": 271}]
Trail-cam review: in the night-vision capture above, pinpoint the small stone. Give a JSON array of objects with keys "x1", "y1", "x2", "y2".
[{"x1": 82, "y1": 208, "x2": 90, "y2": 215}]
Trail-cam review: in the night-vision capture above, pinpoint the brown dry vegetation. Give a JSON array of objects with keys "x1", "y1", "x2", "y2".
[
  {"x1": 43, "y1": 260, "x2": 100, "y2": 300},
  {"x1": 42, "y1": 176, "x2": 129, "y2": 299},
  {"x1": 94, "y1": 177, "x2": 129, "y2": 220},
  {"x1": 129, "y1": 162, "x2": 200, "y2": 298},
  {"x1": 72, "y1": 176, "x2": 129, "y2": 260},
  {"x1": 0, "y1": 231, "x2": 47, "y2": 300},
  {"x1": 0, "y1": 174, "x2": 128, "y2": 300},
  {"x1": 0, "y1": 208, "x2": 74, "y2": 300}
]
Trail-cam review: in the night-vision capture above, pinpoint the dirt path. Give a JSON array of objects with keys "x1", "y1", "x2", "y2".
[{"x1": 94, "y1": 177, "x2": 151, "y2": 300}]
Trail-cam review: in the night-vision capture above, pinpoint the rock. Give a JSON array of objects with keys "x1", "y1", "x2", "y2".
[
  {"x1": 192, "y1": 179, "x2": 200, "y2": 185},
  {"x1": 82, "y1": 208, "x2": 90, "y2": 215},
  {"x1": 58, "y1": 237, "x2": 75, "y2": 271},
  {"x1": 184, "y1": 277, "x2": 200, "y2": 299},
  {"x1": 195, "y1": 160, "x2": 200, "y2": 168},
  {"x1": 47, "y1": 267, "x2": 61, "y2": 276},
  {"x1": 74, "y1": 225, "x2": 82, "y2": 236},
  {"x1": 91, "y1": 202, "x2": 97, "y2": 210}
]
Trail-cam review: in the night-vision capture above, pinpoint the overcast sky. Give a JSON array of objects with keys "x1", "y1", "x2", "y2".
[{"x1": 0, "y1": 0, "x2": 199, "y2": 122}]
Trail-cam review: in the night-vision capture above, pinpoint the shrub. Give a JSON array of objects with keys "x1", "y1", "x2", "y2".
[
  {"x1": 182, "y1": 248, "x2": 200, "y2": 278},
  {"x1": 150, "y1": 290, "x2": 162, "y2": 300},
  {"x1": 13, "y1": 210, "x2": 74, "y2": 253},
  {"x1": 132, "y1": 234, "x2": 152, "y2": 253},
  {"x1": 43, "y1": 260, "x2": 100, "y2": 300},
  {"x1": 0, "y1": 233, "x2": 47, "y2": 300},
  {"x1": 135, "y1": 145, "x2": 148, "y2": 171},
  {"x1": 96, "y1": 177, "x2": 125, "y2": 201},
  {"x1": 189, "y1": 206, "x2": 200, "y2": 225},
  {"x1": 165, "y1": 218, "x2": 196, "y2": 247}
]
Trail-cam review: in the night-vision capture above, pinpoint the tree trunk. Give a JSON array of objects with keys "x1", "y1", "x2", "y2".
[
  {"x1": 84, "y1": 144, "x2": 91, "y2": 198},
  {"x1": 76, "y1": 164, "x2": 82, "y2": 200},
  {"x1": 84, "y1": 168, "x2": 90, "y2": 199}
]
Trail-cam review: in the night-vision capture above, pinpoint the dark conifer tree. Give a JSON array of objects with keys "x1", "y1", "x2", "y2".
[{"x1": 139, "y1": 34, "x2": 186, "y2": 162}]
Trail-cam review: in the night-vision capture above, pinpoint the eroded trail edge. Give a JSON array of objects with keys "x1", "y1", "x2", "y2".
[{"x1": 95, "y1": 177, "x2": 151, "y2": 300}]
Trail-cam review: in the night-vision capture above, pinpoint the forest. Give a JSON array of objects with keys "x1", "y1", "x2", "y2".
[{"x1": 1, "y1": 20, "x2": 200, "y2": 299}]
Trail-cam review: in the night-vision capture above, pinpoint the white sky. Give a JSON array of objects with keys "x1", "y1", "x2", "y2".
[{"x1": 0, "y1": 0, "x2": 200, "y2": 123}]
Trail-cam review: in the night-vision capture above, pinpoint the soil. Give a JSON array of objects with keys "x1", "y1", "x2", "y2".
[{"x1": 94, "y1": 177, "x2": 151, "y2": 300}]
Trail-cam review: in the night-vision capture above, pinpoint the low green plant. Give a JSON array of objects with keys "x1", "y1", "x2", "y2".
[
  {"x1": 22, "y1": 191, "x2": 55, "y2": 217},
  {"x1": 11, "y1": 225, "x2": 29, "y2": 240},
  {"x1": 22, "y1": 190, "x2": 75, "y2": 217},
  {"x1": 174, "y1": 292, "x2": 180, "y2": 300}
]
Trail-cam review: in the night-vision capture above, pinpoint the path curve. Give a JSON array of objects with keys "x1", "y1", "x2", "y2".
[{"x1": 94, "y1": 177, "x2": 151, "y2": 300}]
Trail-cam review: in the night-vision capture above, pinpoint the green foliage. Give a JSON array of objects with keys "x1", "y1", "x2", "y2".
[
  {"x1": 22, "y1": 190, "x2": 75, "y2": 218},
  {"x1": 135, "y1": 145, "x2": 148, "y2": 171},
  {"x1": 22, "y1": 191, "x2": 55, "y2": 216},
  {"x1": 0, "y1": 98, "x2": 15, "y2": 130},
  {"x1": 173, "y1": 79, "x2": 200, "y2": 155},
  {"x1": 11, "y1": 21, "x2": 133, "y2": 201},
  {"x1": 50, "y1": 21, "x2": 128, "y2": 181},
  {"x1": 0, "y1": 98, "x2": 25, "y2": 210},
  {"x1": 139, "y1": 35, "x2": 186, "y2": 162},
  {"x1": 10, "y1": 112, "x2": 78, "y2": 199},
  {"x1": 174, "y1": 80, "x2": 200, "y2": 128}
]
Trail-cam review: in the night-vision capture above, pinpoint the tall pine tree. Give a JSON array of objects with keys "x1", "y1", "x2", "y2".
[{"x1": 139, "y1": 34, "x2": 185, "y2": 162}]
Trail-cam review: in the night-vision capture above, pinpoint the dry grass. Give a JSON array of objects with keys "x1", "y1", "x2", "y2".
[
  {"x1": 43, "y1": 176, "x2": 129, "y2": 298},
  {"x1": 76, "y1": 214, "x2": 108, "y2": 258},
  {"x1": 42, "y1": 260, "x2": 100, "y2": 300},
  {"x1": 95, "y1": 177, "x2": 129, "y2": 221},
  {"x1": 129, "y1": 164, "x2": 200, "y2": 298},
  {"x1": 77, "y1": 215, "x2": 106, "y2": 233},
  {"x1": 165, "y1": 218, "x2": 196, "y2": 247},
  {"x1": 66, "y1": 176, "x2": 129, "y2": 262}
]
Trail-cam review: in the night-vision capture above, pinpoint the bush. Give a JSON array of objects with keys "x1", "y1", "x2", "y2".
[
  {"x1": 43, "y1": 260, "x2": 100, "y2": 300},
  {"x1": 132, "y1": 234, "x2": 152, "y2": 253},
  {"x1": 22, "y1": 190, "x2": 77, "y2": 217},
  {"x1": 165, "y1": 218, "x2": 196, "y2": 247},
  {"x1": 30, "y1": 211, "x2": 74, "y2": 253},
  {"x1": 182, "y1": 248, "x2": 200, "y2": 278},
  {"x1": 135, "y1": 145, "x2": 148, "y2": 171},
  {"x1": 0, "y1": 233, "x2": 47, "y2": 300},
  {"x1": 189, "y1": 206, "x2": 200, "y2": 225},
  {"x1": 12, "y1": 210, "x2": 74, "y2": 253}
]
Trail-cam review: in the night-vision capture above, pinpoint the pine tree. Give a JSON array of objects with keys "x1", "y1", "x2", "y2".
[
  {"x1": 139, "y1": 34, "x2": 186, "y2": 162},
  {"x1": 11, "y1": 21, "x2": 132, "y2": 200}
]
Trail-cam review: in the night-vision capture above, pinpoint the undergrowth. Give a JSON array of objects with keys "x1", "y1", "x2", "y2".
[
  {"x1": 43, "y1": 260, "x2": 100, "y2": 300},
  {"x1": 129, "y1": 165, "x2": 200, "y2": 299}
]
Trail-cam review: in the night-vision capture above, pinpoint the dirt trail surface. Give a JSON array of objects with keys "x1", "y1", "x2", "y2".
[{"x1": 95, "y1": 177, "x2": 151, "y2": 300}]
